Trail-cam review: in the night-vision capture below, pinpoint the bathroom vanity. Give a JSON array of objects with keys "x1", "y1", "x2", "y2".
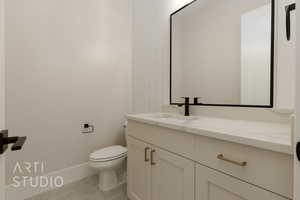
[
  {"x1": 126, "y1": 113, "x2": 293, "y2": 200},
  {"x1": 126, "y1": 0, "x2": 295, "y2": 199}
]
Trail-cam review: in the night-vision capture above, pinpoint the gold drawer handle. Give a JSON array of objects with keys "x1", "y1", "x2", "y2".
[
  {"x1": 151, "y1": 150, "x2": 156, "y2": 165},
  {"x1": 217, "y1": 154, "x2": 247, "y2": 167},
  {"x1": 144, "y1": 147, "x2": 150, "y2": 162}
]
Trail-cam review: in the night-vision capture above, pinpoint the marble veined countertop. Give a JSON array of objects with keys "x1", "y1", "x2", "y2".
[{"x1": 126, "y1": 113, "x2": 292, "y2": 155}]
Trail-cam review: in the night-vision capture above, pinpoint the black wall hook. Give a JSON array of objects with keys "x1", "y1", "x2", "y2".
[{"x1": 285, "y1": 3, "x2": 296, "y2": 41}]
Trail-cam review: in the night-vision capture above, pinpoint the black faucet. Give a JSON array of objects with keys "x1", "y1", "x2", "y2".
[
  {"x1": 180, "y1": 97, "x2": 190, "y2": 116},
  {"x1": 178, "y1": 97, "x2": 202, "y2": 116}
]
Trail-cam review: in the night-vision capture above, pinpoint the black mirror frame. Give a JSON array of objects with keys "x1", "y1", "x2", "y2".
[{"x1": 169, "y1": 0, "x2": 275, "y2": 108}]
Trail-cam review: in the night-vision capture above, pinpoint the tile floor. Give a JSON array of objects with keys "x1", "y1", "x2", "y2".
[{"x1": 26, "y1": 176, "x2": 128, "y2": 200}]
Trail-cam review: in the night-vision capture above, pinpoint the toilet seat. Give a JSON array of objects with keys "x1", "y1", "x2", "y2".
[{"x1": 89, "y1": 145, "x2": 127, "y2": 162}]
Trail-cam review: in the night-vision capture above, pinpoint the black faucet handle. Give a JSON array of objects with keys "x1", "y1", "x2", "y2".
[
  {"x1": 194, "y1": 97, "x2": 202, "y2": 104},
  {"x1": 180, "y1": 97, "x2": 190, "y2": 104}
]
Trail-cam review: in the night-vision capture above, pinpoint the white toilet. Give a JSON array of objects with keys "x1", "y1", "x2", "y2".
[{"x1": 89, "y1": 145, "x2": 127, "y2": 192}]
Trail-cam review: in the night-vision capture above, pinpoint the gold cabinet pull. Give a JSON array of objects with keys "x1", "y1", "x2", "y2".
[
  {"x1": 144, "y1": 147, "x2": 150, "y2": 162},
  {"x1": 217, "y1": 154, "x2": 247, "y2": 167},
  {"x1": 151, "y1": 150, "x2": 156, "y2": 165}
]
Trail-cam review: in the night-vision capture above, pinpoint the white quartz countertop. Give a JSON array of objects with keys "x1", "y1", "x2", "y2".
[{"x1": 126, "y1": 113, "x2": 293, "y2": 155}]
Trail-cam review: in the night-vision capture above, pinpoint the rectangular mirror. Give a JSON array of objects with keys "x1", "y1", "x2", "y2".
[{"x1": 170, "y1": 0, "x2": 274, "y2": 107}]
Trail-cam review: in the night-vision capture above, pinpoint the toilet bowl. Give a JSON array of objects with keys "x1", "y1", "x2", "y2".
[{"x1": 89, "y1": 145, "x2": 127, "y2": 192}]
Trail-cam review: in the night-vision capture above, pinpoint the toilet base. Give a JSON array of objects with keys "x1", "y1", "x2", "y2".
[
  {"x1": 99, "y1": 170, "x2": 126, "y2": 192},
  {"x1": 102, "y1": 183, "x2": 127, "y2": 200}
]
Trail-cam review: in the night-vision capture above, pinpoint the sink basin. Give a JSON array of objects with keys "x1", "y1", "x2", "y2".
[
  {"x1": 148, "y1": 113, "x2": 174, "y2": 119},
  {"x1": 146, "y1": 113, "x2": 199, "y2": 121}
]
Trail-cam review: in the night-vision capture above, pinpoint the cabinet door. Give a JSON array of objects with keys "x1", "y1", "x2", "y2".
[
  {"x1": 196, "y1": 164, "x2": 288, "y2": 200},
  {"x1": 151, "y1": 147, "x2": 195, "y2": 200},
  {"x1": 127, "y1": 137, "x2": 151, "y2": 200}
]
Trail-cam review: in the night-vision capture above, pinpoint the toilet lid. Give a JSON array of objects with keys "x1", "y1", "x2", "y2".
[{"x1": 89, "y1": 145, "x2": 127, "y2": 161}]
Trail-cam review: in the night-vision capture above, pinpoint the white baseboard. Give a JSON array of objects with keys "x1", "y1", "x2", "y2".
[{"x1": 5, "y1": 162, "x2": 97, "y2": 200}]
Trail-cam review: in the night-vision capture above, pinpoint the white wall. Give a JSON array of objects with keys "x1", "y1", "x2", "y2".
[
  {"x1": 132, "y1": 0, "x2": 192, "y2": 113},
  {"x1": 171, "y1": 17, "x2": 184, "y2": 103},
  {"x1": 294, "y1": 0, "x2": 300, "y2": 198},
  {"x1": 175, "y1": 0, "x2": 243, "y2": 104},
  {"x1": 0, "y1": 0, "x2": 5, "y2": 199},
  {"x1": 276, "y1": 0, "x2": 296, "y2": 109},
  {"x1": 0, "y1": 0, "x2": 4, "y2": 129},
  {"x1": 241, "y1": 4, "x2": 271, "y2": 105},
  {"x1": 5, "y1": 0, "x2": 132, "y2": 184}
]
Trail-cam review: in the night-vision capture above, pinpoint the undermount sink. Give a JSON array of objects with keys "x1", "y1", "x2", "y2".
[
  {"x1": 148, "y1": 113, "x2": 173, "y2": 119},
  {"x1": 146, "y1": 113, "x2": 199, "y2": 121}
]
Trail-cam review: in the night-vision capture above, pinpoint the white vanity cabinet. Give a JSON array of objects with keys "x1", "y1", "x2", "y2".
[
  {"x1": 127, "y1": 137, "x2": 151, "y2": 200},
  {"x1": 127, "y1": 136, "x2": 195, "y2": 200},
  {"x1": 196, "y1": 164, "x2": 288, "y2": 200},
  {"x1": 151, "y1": 146, "x2": 194, "y2": 200},
  {"x1": 126, "y1": 119, "x2": 292, "y2": 200}
]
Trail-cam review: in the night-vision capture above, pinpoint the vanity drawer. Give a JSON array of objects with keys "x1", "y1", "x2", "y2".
[
  {"x1": 195, "y1": 134, "x2": 293, "y2": 199},
  {"x1": 127, "y1": 120, "x2": 196, "y2": 159}
]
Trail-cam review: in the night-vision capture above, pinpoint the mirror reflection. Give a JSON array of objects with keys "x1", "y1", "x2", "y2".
[{"x1": 171, "y1": 0, "x2": 273, "y2": 106}]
